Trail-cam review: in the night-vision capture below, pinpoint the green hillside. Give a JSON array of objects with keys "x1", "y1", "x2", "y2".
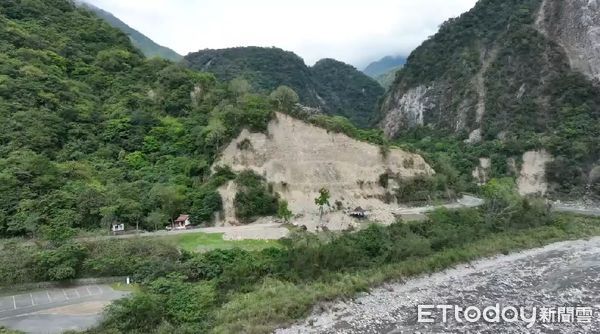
[
  {"x1": 185, "y1": 47, "x2": 385, "y2": 127},
  {"x1": 380, "y1": 0, "x2": 600, "y2": 198},
  {"x1": 80, "y1": 1, "x2": 182, "y2": 61},
  {"x1": 0, "y1": 0, "x2": 277, "y2": 237}
]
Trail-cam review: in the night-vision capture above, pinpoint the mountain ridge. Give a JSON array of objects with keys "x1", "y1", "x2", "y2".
[
  {"x1": 363, "y1": 55, "x2": 406, "y2": 78},
  {"x1": 379, "y1": 0, "x2": 600, "y2": 199},
  {"x1": 184, "y1": 47, "x2": 385, "y2": 127},
  {"x1": 79, "y1": 1, "x2": 182, "y2": 61}
]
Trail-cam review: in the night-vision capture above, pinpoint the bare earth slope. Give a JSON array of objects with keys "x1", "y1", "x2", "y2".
[{"x1": 214, "y1": 113, "x2": 434, "y2": 228}]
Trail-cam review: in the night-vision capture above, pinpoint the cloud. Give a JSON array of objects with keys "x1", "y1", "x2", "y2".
[{"x1": 85, "y1": 0, "x2": 478, "y2": 68}]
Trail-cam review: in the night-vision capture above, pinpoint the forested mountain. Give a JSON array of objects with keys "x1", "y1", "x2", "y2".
[
  {"x1": 363, "y1": 55, "x2": 406, "y2": 78},
  {"x1": 311, "y1": 58, "x2": 387, "y2": 125},
  {"x1": 185, "y1": 47, "x2": 385, "y2": 127},
  {"x1": 79, "y1": 1, "x2": 182, "y2": 61},
  {"x1": 374, "y1": 65, "x2": 403, "y2": 89},
  {"x1": 379, "y1": 0, "x2": 600, "y2": 199},
  {"x1": 0, "y1": 0, "x2": 279, "y2": 237}
]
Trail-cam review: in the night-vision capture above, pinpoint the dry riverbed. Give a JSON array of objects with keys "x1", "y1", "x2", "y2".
[{"x1": 277, "y1": 237, "x2": 600, "y2": 333}]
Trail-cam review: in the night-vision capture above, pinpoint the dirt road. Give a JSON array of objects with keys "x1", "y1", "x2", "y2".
[
  {"x1": 277, "y1": 237, "x2": 600, "y2": 334},
  {"x1": 87, "y1": 197, "x2": 597, "y2": 242}
]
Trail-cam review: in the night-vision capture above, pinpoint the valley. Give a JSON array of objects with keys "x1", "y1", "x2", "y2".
[{"x1": 0, "y1": 0, "x2": 599, "y2": 333}]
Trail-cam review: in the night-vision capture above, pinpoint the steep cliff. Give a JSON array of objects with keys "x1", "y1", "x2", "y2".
[
  {"x1": 536, "y1": 0, "x2": 600, "y2": 81},
  {"x1": 380, "y1": 0, "x2": 600, "y2": 198}
]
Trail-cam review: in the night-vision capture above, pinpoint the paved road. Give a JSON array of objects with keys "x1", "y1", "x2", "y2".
[
  {"x1": 82, "y1": 197, "x2": 598, "y2": 243},
  {"x1": 0, "y1": 285, "x2": 128, "y2": 334},
  {"x1": 553, "y1": 203, "x2": 600, "y2": 217},
  {"x1": 84, "y1": 222, "x2": 290, "y2": 242},
  {"x1": 278, "y1": 237, "x2": 600, "y2": 334}
]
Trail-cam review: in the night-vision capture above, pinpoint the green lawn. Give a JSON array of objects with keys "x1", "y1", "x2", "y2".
[{"x1": 161, "y1": 232, "x2": 281, "y2": 252}]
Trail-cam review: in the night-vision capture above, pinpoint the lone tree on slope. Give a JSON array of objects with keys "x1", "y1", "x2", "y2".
[{"x1": 314, "y1": 187, "x2": 331, "y2": 228}]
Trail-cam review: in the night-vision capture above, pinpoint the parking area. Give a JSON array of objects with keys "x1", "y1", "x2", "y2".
[{"x1": 0, "y1": 284, "x2": 129, "y2": 334}]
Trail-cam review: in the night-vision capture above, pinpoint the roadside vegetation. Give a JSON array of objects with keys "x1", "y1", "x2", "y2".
[{"x1": 73, "y1": 178, "x2": 600, "y2": 334}]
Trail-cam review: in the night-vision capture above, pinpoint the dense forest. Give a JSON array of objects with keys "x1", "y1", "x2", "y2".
[
  {"x1": 185, "y1": 47, "x2": 385, "y2": 127},
  {"x1": 2, "y1": 1, "x2": 600, "y2": 334},
  {"x1": 382, "y1": 0, "x2": 600, "y2": 199},
  {"x1": 0, "y1": 0, "x2": 287, "y2": 238}
]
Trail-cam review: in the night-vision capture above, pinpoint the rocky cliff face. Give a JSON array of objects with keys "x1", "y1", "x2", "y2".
[
  {"x1": 536, "y1": 0, "x2": 600, "y2": 82},
  {"x1": 379, "y1": 0, "x2": 600, "y2": 198}
]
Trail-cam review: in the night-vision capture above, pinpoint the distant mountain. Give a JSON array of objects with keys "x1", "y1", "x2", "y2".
[
  {"x1": 363, "y1": 55, "x2": 406, "y2": 78},
  {"x1": 80, "y1": 2, "x2": 182, "y2": 62},
  {"x1": 185, "y1": 47, "x2": 385, "y2": 127},
  {"x1": 374, "y1": 65, "x2": 403, "y2": 89}
]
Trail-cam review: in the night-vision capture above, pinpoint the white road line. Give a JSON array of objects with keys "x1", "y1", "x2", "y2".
[
  {"x1": 74, "y1": 289, "x2": 80, "y2": 298},
  {"x1": 47, "y1": 291, "x2": 52, "y2": 302},
  {"x1": 12, "y1": 296, "x2": 16, "y2": 310},
  {"x1": 86, "y1": 286, "x2": 92, "y2": 296},
  {"x1": 30, "y1": 293, "x2": 35, "y2": 306},
  {"x1": 63, "y1": 289, "x2": 69, "y2": 300}
]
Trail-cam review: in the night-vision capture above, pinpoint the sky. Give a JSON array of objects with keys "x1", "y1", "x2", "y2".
[{"x1": 84, "y1": 0, "x2": 478, "y2": 69}]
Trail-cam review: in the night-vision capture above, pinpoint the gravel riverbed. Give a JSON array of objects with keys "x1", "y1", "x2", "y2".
[{"x1": 277, "y1": 237, "x2": 600, "y2": 334}]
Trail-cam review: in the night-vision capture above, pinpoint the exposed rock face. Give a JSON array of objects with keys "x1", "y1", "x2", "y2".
[
  {"x1": 517, "y1": 150, "x2": 553, "y2": 196},
  {"x1": 214, "y1": 113, "x2": 434, "y2": 226},
  {"x1": 381, "y1": 85, "x2": 431, "y2": 137},
  {"x1": 379, "y1": 0, "x2": 599, "y2": 198},
  {"x1": 536, "y1": 0, "x2": 600, "y2": 81},
  {"x1": 472, "y1": 157, "x2": 491, "y2": 186},
  {"x1": 380, "y1": 0, "x2": 600, "y2": 139}
]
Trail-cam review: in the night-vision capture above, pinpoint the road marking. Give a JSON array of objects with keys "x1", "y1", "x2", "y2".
[
  {"x1": 86, "y1": 286, "x2": 92, "y2": 295},
  {"x1": 63, "y1": 289, "x2": 69, "y2": 300},
  {"x1": 47, "y1": 291, "x2": 52, "y2": 302},
  {"x1": 74, "y1": 289, "x2": 80, "y2": 298},
  {"x1": 12, "y1": 296, "x2": 16, "y2": 310},
  {"x1": 30, "y1": 293, "x2": 35, "y2": 306}
]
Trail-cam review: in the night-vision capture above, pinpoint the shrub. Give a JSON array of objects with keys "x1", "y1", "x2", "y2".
[{"x1": 234, "y1": 171, "x2": 279, "y2": 222}]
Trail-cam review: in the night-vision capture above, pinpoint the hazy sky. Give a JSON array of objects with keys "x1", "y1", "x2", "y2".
[{"x1": 84, "y1": 0, "x2": 478, "y2": 68}]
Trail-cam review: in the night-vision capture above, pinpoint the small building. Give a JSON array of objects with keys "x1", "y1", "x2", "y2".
[
  {"x1": 349, "y1": 207, "x2": 367, "y2": 219},
  {"x1": 173, "y1": 214, "x2": 191, "y2": 230},
  {"x1": 111, "y1": 223, "x2": 125, "y2": 234}
]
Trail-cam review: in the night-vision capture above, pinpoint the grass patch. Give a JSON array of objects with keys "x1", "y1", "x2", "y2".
[
  {"x1": 160, "y1": 232, "x2": 281, "y2": 252},
  {"x1": 110, "y1": 282, "x2": 141, "y2": 293}
]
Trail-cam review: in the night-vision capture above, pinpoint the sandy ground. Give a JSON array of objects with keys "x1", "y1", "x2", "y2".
[{"x1": 277, "y1": 237, "x2": 600, "y2": 334}]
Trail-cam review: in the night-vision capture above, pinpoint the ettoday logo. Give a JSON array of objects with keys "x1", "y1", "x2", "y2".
[{"x1": 417, "y1": 304, "x2": 597, "y2": 328}]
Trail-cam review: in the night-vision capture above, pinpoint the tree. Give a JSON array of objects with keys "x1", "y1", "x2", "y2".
[
  {"x1": 148, "y1": 185, "x2": 187, "y2": 226},
  {"x1": 277, "y1": 200, "x2": 293, "y2": 223},
  {"x1": 229, "y1": 78, "x2": 252, "y2": 97},
  {"x1": 269, "y1": 85, "x2": 299, "y2": 112},
  {"x1": 145, "y1": 210, "x2": 169, "y2": 231},
  {"x1": 481, "y1": 178, "x2": 521, "y2": 231},
  {"x1": 314, "y1": 188, "x2": 330, "y2": 227}
]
